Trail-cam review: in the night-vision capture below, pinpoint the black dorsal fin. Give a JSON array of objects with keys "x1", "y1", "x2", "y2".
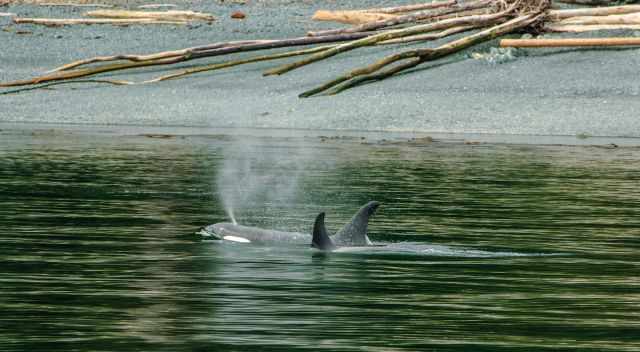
[{"x1": 311, "y1": 212, "x2": 335, "y2": 251}]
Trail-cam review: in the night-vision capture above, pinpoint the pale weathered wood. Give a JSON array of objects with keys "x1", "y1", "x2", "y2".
[
  {"x1": 12, "y1": 17, "x2": 185, "y2": 25},
  {"x1": 546, "y1": 24, "x2": 640, "y2": 32},
  {"x1": 138, "y1": 4, "x2": 178, "y2": 9},
  {"x1": 556, "y1": 13, "x2": 640, "y2": 25},
  {"x1": 37, "y1": 3, "x2": 114, "y2": 7},
  {"x1": 359, "y1": 1, "x2": 457, "y2": 14},
  {"x1": 312, "y1": 10, "x2": 397, "y2": 25},
  {"x1": 308, "y1": 0, "x2": 491, "y2": 37},
  {"x1": 85, "y1": 10, "x2": 214, "y2": 22},
  {"x1": 500, "y1": 37, "x2": 640, "y2": 47},
  {"x1": 549, "y1": 5, "x2": 640, "y2": 20}
]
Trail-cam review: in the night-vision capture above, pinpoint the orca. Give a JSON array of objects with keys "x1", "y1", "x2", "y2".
[{"x1": 203, "y1": 201, "x2": 380, "y2": 250}]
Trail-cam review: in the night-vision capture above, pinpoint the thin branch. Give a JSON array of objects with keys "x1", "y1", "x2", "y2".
[
  {"x1": 125, "y1": 45, "x2": 336, "y2": 84},
  {"x1": 0, "y1": 57, "x2": 184, "y2": 88},
  {"x1": 49, "y1": 40, "x2": 277, "y2": 72},
  {"x1": 48, "y1": 33, "x2": 373, "y2": 73},
  {"x1": 325, "y1": 58, "x2": 425, "y2": 96},
  {"x1": 378, "y1": 24, "x2": 481, "y2": 45},
  {"x1": 545, "y1": 23, "x2": 640, "y2": 31},
  {"x1": 12, "y1": 17, "x2": 186, "y2": 25},
  {"x1": 359, "y1": 1, "x2": 458, "y2": 14},
  {"x1": 548, "y1": 5, "x2": 640, "y2": 20},
  {"x1": 0, "y1": 79, "x2": 130, "y2": 95},
  {"x1": 500, "y1": 37, "x2": 640, "y2": 46}
]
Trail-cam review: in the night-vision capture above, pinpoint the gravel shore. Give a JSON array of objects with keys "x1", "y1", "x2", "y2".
[{"x1": 2, "y1": 1, "x2": 640, "y2": 138}]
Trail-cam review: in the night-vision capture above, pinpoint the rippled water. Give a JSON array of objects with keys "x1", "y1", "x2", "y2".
[{"x1": 1, "y1": 129, "x2": 639, "y2": 351}]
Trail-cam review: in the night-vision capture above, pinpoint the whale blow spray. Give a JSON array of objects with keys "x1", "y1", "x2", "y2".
[{"x1": 216, "y1": 136, "x2": 319, "y2": 227}]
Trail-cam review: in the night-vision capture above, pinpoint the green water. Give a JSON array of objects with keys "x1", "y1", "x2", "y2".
[{"x1": 0, "y1": 130, "x2": 638, "y2": 351}]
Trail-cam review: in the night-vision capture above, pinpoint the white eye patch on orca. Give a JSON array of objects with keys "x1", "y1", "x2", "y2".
[{"x1": 223, "y1": 235, "x2": 251, "y2": 243}]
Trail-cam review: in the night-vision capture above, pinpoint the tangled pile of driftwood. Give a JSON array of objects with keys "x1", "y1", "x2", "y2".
[{"x1": 3, "y1": 0, "x2": 640, "y2": 96}]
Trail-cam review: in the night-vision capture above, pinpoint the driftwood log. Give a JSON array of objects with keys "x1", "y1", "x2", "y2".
[
  {"x1": 85, "y1": 10, "x2": 214, "y2": 22},
  {"x1": 12, "y1": 17, "x2": 187, "y2": 25},
  {"x1": 312, "y1": 11, "x2": 398, "y2": 25},
  {"x1": 3, "y1": 0, "x2": 640, "y2": 97},
  {"x1": 11, "y1": 9, "x2": 215, "y2": 26},
  {"x1": 501, "y1": 37, "x2": 640, "y2": 46}
]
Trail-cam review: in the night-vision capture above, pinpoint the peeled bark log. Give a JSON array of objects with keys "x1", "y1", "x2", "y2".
[
  {"x1": 546, "y1": 24, "x2": 640, "y2": 31},
  {"x1": 308, "y1": 0, "x2": 492, "y2": 37},
  {"x1": 549, "y1": 5, "x2": 640, "y2": 20},
  {"x1": 37, "y1": 3, "x2": 115, "y2": 7},
  {"x1": 556, "y1": 12, "x2": 640, "y2": 25},
  {"x1": 500, "y1": 37, "x2": 640, "y2": 47},
  {"x1": 13, "y1": 17, "x2": 185, "y2": 25},
  {"x1": 85, "y1": 10, "x2": 215, "y2": 22},
  {"x1": 359, "y1": 1, "x2": 458, "y2": 14},
  {"x1": 312, "y1": 10, "x2": 397, "y2": 25}
]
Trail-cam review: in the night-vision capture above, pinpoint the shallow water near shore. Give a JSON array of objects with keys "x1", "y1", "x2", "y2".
[{"x1": 1, "y1": 128, "x2": 639, "y2": 351}]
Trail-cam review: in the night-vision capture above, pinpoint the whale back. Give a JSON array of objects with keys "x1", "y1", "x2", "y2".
[
  {"x1": 331, "y1": 201, "x2": 379, "y2": 246},
  {"x1": 207, "y1": 222, "x2": 310, "y2": 243}
]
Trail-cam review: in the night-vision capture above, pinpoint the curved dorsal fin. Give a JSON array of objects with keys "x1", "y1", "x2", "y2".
[
  {"x1": 311, "y1": 212, "x2": 336, "y2": 251},
  {"x1": 332, "y1": 201, "x2": 380, "y2": 246}
]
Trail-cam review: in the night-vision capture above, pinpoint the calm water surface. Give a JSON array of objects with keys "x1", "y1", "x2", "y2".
[{"x1": 0, "y1": 130, "x2": 639, "y2": 351}]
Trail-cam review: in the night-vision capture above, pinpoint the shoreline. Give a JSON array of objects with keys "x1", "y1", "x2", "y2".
[{"x1": 3, "y1": 121, "x2": 639, "y2": 147}]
